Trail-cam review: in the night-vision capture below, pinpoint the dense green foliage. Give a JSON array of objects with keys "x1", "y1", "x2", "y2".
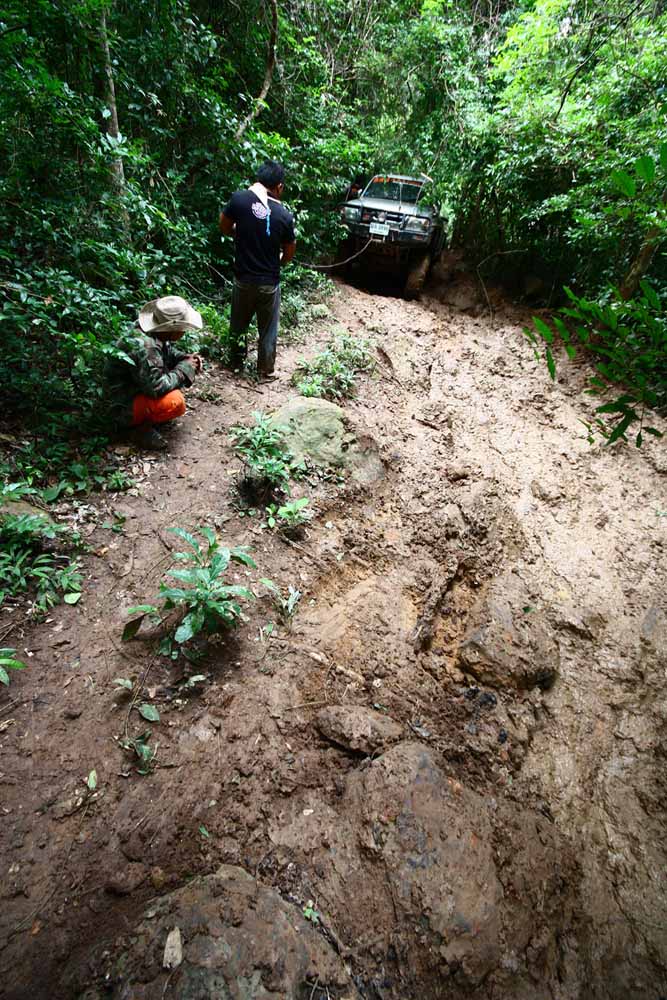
[
  {"x1": 1, "y1": 0, "x2": 665, "y2": 458},
  {"x1": 293, "y1": 330, "x2": 375, "y2": 400}
]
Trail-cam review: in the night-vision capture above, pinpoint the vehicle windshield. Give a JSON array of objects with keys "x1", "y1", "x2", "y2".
[{"x1": 363, "y1": 177, "x2": 423, "y2": 203}]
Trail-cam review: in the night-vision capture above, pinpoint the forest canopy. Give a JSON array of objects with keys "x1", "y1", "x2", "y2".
[{"x1": 1, "y1": 0, "x2": 666, "y2": 441}]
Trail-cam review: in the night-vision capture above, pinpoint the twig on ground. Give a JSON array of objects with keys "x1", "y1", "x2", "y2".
[{"x1": 285, "y1": 699, "x2": 329, "y2": 710}]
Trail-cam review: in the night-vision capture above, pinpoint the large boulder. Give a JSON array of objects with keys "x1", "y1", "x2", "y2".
[
  {"x1": 269, "y1": 742, "x2": 575, "y2": 996},
  {"x1": 272, "y1": 397, "x2": 384, "y2": 485},
  {"x1": 457, "y1": 567, "x2": 560, "y2": 691},
  {"x1": 85, "y1": 865, "x2": 359, "y2": 999},
  {"x1": 0, "y1": 497, "x2": 55, "y2": 525}
]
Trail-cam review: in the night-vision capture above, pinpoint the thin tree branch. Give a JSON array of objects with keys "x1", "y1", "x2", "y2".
[
  {"x1": 553, "y1": 0, "x2": 650, "y2": 121},
  {"x1": 234, "y1": 0, "x2": 279, "y2": 141}
]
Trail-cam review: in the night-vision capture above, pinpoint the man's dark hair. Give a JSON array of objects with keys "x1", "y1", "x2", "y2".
[{"x1": 256, "y1": 160, "x2": 285, "y2": 190}]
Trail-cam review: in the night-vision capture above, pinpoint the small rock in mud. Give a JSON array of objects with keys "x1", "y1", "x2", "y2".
[
  {"x1": 105, "y1": 862, "x2": 148, "y2": 896},
  {"x1": 457, "y1": 566, "x2": 559, "y2": 691},
  {"x1": 316, "y1": 705, "x2": 403, "y2": 754},
  {"x1": 447, "y1": 463, "x2": 471, "y2": 481}
]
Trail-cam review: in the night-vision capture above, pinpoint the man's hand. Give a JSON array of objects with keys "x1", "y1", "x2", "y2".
[
  {"x1": 281, "y1": 241, "x2": 297, "y2": 266},
  {"x1": 184, "y1": 354, "x2": 202, "y2": 374},
  {"x1": 219, "y1": 212, "x2": 235, "y2": 236}
]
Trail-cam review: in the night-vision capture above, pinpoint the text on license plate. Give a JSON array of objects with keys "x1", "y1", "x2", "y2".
[{"x1": 370, "y1": 222, "x2": 390, "y2": 236}]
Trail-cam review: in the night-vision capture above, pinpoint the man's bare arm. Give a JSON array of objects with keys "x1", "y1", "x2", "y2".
[
  {"x1": 219, "y1": 212, "x2": 235, "y2": 236},
  {"x1": 281, "y1": 241, "x2": 297, "y2": 266}
]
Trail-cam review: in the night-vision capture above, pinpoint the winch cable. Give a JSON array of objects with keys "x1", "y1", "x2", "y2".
[{"x1": 297, "y1": 236, "x2": 375, "y2": 270}]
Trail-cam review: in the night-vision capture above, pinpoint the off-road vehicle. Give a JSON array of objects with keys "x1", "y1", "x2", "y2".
[{"x1": 339, "y1": 174, "x2": 445, "y2": 296}]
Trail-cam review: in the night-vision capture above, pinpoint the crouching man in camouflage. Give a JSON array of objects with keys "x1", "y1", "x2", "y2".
[{"x1": 107, "y1": 295, "x2": 202, "y2": 450}]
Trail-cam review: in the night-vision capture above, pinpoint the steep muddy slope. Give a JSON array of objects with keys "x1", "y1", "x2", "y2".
[{"x1": 0, "y1": 282, "x2": 665, "y2": 1000}]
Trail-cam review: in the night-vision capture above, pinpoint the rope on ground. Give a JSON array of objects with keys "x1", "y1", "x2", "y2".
[{"x1": 297, "y1": 237, "x2": 375, "y2": 270}]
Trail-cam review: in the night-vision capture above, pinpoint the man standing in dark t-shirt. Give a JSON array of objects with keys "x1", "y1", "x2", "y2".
[{"x1": 219, "y1": 161, "x2": 297, "y2": 380}]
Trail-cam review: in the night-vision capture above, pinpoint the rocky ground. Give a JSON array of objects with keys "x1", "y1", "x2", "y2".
[{"x1": 0, "y1": 272, "x2": 666, "y2": 1000}]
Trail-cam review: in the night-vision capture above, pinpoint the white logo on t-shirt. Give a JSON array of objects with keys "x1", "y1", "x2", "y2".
[{"x1": 251, "y1": 201, "x2": 269, "y2": 220}]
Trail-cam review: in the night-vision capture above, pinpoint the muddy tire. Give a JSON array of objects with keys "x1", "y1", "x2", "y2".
[{"x1": 404, "y1": 253, "x2": 431, "y2": 298}]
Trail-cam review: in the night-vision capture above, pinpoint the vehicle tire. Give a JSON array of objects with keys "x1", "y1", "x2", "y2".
[{"x1": 404, "y1": 253, "x2": 431, "y2": 298}]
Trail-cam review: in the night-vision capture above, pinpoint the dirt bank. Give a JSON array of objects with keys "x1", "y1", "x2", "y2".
[{"x1": 1, "y1": 280, "x2": 665, "y2": 999}]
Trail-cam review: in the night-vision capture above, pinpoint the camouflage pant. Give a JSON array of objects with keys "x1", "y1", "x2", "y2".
[{"x1": 229, "y1": 279, "x2": 281, "y2": 374}]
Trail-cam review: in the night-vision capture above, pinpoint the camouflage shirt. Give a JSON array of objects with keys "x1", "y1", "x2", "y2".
[{"x1": 106, "y1": 328, "x2": 196, "y2": 427}]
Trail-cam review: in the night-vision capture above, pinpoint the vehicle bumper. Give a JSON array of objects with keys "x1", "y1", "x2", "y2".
[{"x1": 347, "y1": 223, "x2": 430, "y2": 248}]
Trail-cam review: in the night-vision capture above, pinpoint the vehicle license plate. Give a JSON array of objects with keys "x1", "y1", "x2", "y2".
[{"x1": 370, "y1": 222, "x2": 390, "y2": 236}]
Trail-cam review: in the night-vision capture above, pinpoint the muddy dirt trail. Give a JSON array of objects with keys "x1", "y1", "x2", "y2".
[{"x1": 1, "y1": 280, "x2": 666, "y2": 1000}]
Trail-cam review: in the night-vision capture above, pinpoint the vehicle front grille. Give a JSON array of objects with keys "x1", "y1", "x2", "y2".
[{"x1": 363, "y1": 209, "x2": 406, "y2": 227}]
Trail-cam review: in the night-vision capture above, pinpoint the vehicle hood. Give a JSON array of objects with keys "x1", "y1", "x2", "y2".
[{"x1": 346, "y1": 197, "x2": 430, "y2": 218}]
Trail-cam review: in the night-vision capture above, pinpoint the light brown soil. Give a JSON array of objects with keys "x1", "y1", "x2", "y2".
[{"x1": 0, "y1": 278, "x2": 666, "y2": 999}]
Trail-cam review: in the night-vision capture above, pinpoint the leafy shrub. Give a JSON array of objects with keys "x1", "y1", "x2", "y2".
[
  {"x1": 527, "y1": 281, "x2": 666, "y2": 446},
  {"x1": 123, "y1": 526, "x2": 256, "y2": 651},
  {"x1": 179, "y1": 303, "x2": 233, "y2": 365},
  {"x1": 0, "y1": 433, "x2": 134, "y2": 500},
  {"x1": 293, "y1": 331, "x2": 374, "y2": 400},
  {"x1": 230, "y1": 411, "x2": 304, "y2": 501},
  {"x1": 0, "y1": 506, "x2": 82, "y2": 611}
]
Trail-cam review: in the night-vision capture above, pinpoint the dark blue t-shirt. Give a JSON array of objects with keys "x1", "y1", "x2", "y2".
[{"x1": 223, "y1": 190, "x2": 296, "y2": 285}]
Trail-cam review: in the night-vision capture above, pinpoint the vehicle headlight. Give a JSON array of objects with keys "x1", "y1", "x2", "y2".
[
  {"x1": 344, "y1": 206, "x2": 361, "y2": 222},
  {"x1": 404, "y1": 216, "x2": 431, "y2": 233}
]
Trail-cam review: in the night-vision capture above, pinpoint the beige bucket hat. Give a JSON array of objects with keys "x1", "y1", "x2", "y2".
[{"x1": 138, "y1": 295, "x2": 203, "y2": 334}]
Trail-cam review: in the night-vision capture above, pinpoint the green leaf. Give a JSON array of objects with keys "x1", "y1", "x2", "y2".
[
  {"x1": 198, "y1": 526, "x2": 217, "y2": 547},
  {"x1": 611, "y1": 170, "x2": 636, "y2": 198},
  {"x1": 42, "y1": 482, "x2": 67, "y2": 502},
  {"x1": 113, "y1": 677, "x2": 133, "y2": 690},
  {"x1": 86, "y1": 769, "x2": 97, "y2": 791},
  {"x1": 199, "y1": 824, "x2": 210, "y2": 838},
  {"x1": 230, "y1": 548, "x2": 257, "y2": 568},
  {"x1": 0, "y1": 666, "x2": 8, "y2": 686},
  {"x1": 168, "y1": 527, "x2": 201, "y2": 556},
  {"x1": 545, "y1": 346, "x2": 556, "y2": 381},
  {"x1": 635, "y1": 156, "x2": 655, "y2": 183},
  {"x1": 606, "y1": 413, "x2": 634, "y2": 445},
  {"x1": 174, "y1": 609, "x2": 205, "y2": 644},
  {"x1": 138, "y1": 703, "x2": 160, "y2": 723},
  {"x1": 660, "y1": 143, "x2": 667, "y2": 173},
  {"x1": 126, "y1": 604, "x2": 158, "y2": 616},
  {"x1": 532, "y1": 316, "x2": 553, "y2": 344},
  {"x1": 63, "y1": 592, "x2": 82, "y2": 605},
  {"x1": 0, "y1": 658, "x2": 26, "y2": 671}
]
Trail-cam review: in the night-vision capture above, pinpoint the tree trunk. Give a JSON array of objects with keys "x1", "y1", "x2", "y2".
[
  {"x1": 234, "y1": 0, "x2": 278, "y2": 142},
  {"x1": 100, "y1": 6, "x2": 128, "y2": 226},
  {"x1": 619, "y1": 223, "x2": 663, "y2": 300}
]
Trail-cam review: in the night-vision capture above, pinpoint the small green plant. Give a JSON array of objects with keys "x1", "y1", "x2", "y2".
[
  {"x1": 0, "y1": 649, "x2": 27, "y2": 687},
  {"x1": 527, "y1": 281, "x2": 666, "y2": 447},
  {"x1": 261, "y1": 579, "x2": 302, "y2": 629},
  {"x1": 119, "y1": 731, "x2": 158, "y2": 775},
  {"x1": 123, "y1": 526, "x2": 256, "y2": 651},
  {"x1": 230, "y1": 411, "x2": 304, "y2": 502},
  {"x1": 102, "y1": 513, "x2": 126, "y2": 533},
  {"x1": 265, "y1": 497, "x2": 313, "y2": 538},
  {"x1": 302, "y1": 900, "x2": 320, "y2": 925},
  {"x1": 293, "y1": 331, "x2": 374, "y2": 401},
  {"x1": 0, "y1": 510, "x2": 82, "y2": 611}
]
